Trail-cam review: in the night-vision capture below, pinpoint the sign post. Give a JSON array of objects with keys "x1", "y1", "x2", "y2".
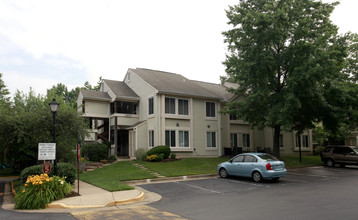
[
  {"x1": 38, "y1": 143, "x2": 56, "y2": 161},
  {"x1": 38, "y1": 143, "x2": 56, "y2": 175},
  {"x1": 77, "y1": 144, "x2": 80, "y2": 194}
]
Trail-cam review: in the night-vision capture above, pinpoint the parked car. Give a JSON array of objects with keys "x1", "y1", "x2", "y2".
[
  {"x1": 217, "y1": 153, "x2": 287, "y2": 182},
  {"x1": 320, "y1": 145, "x2": 358, "y2": 167}
]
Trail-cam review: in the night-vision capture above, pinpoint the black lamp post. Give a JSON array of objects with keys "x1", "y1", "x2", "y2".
[{"x1": 49, "y1": 99, "x2": 59, "y2": 175}]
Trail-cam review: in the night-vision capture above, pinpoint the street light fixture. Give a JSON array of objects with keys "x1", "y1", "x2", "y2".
[{"x1": 49, "y1": 99, "x2": 59, "y2": 175}]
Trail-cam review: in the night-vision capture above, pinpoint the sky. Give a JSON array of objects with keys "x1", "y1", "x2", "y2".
[{"x1": 0, "y1": 0, "x2": 357, "y2": 96}]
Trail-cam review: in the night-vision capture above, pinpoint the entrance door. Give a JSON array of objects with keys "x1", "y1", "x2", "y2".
[{"x1": 117, "y1": 130, "x2": 129, "y2": 156}]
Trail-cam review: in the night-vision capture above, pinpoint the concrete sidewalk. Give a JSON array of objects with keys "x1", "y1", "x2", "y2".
[
  {"x1": 48, "y1": 180, "x2": 145, "y2": 209},
  {"x1": 2, "y1": 180, "x2": 147, "y2": 211}
]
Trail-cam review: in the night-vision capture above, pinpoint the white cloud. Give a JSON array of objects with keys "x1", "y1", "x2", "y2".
[{"x1": 0, "y1": 0, "x2": 357, "y2": 96}]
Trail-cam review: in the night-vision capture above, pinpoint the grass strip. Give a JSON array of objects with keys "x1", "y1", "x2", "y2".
[{"x1": 80, "y1": 161, "x2": 156, "y2": 191}]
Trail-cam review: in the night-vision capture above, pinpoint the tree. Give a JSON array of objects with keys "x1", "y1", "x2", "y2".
[
  {"x1": 222, "y1": 0, "x2": 356, "y2": 158},
  {"x1": 0, "y1": 73, "x2": 10, "y2": 107},
  {"x1": 0, "y1": 87, "x2": 88, "y2": 170}
]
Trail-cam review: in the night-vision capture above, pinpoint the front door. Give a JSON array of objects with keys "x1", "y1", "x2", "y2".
[{"x1": 117, "y1": 130, "x2": 129, "y2": 156}]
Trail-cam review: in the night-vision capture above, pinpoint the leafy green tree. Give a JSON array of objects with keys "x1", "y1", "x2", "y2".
[
  {"x1": 0, "y1": 73, "x2": 10, "y2": 107},
  {"x1": 222, "y1": 0, "x2": 357, "y2": 157}
]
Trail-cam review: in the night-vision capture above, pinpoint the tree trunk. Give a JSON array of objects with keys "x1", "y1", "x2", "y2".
[{"x1": 273, "y1": 125, "x2": 281, "y2": 159}]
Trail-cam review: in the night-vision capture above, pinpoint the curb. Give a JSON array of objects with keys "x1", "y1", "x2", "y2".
[
  {"x1": 46, "y1": 191, "x2": 145, "y2": 209},
  {"x1": 123, "y1": 173, "x2": 219, "y2": 185}
]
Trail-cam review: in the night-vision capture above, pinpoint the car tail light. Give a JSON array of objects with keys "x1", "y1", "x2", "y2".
[{"x1": 266, "y1": 163, "x2": 272, "y2": 170}]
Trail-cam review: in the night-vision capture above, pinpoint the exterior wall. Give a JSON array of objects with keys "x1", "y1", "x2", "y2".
[
  {"x1": 191, "y1": 98, "x2": 220, "y2": 157},
  {"x1": 124, "y1": 70, "x2": 157, "y2": 121},
  {"x1": 136, "y1": 122, "x2": 148, "y2": 151},
  {"x1": 110, "y1": 115, "x2": 139, "y2": 127},
  {"x1": 83, "y1": 100, "x2": 109, "y2": 118},
  {"x1": 77, "y1": 92, "x2": 84, "y2": 112}
]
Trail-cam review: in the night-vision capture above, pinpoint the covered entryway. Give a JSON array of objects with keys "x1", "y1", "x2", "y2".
[{"x1": 117, "y1": 130, "x2": 129, "y2": 156}]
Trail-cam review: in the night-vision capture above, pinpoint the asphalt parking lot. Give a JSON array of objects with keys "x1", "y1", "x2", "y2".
[{"x1": 140, "y1": 166, "x2": 358, "y2": 220}]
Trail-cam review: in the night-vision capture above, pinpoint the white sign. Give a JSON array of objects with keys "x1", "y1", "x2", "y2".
[{"x1": 38, "y1": 143, "x2": 56, "y2": 160}]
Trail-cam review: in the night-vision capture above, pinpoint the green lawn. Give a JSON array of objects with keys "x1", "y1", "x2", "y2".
[
  {"x1": 79, "y1": 161, "x2": 157, "y2": 191},
  {"x1": 281, "y1": 155, "x2": 324, "y2": 167},
  {"x1": 11, "y1": 156, "x2": 323, "y2": 192},
  {"x1": 136, "y1": 157, "x2": 229, "y2": 177}
]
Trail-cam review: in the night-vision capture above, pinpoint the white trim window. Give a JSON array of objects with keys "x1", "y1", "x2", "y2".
[
  {"x1": 165, "y1": 97, "x2": 175, "y2": 114},
  {"x1": 178, "y1": 99, "x2": 189, "y2": 115},
  {"x1": 242, "y1": 133, "x2": 250, "y2": 148},
  {"x1": 179, "y1": 130, "x2": 190, "y2": 147},
  {"x1": 149, "y1": 130, "x2": 154, "y2": 147},
  {"x1": 207, "y1": 131, "x2": 216, "y2": 148},
  {"x1": 206, "y1": 102, "x2": 216, "y2": 118},
  {"x1": 296, "y1": 134, "x2": 309, "y2": 148},
  {"x1": 230, "y1": 133, "x2": 238, "y2": 147},
  {"x1": 165, "y1": 130, "x2": 176, "y2": 147},
  {"x1": 148, "y1": 97, "x2": 154, "y2": 115},
  {"x1": 279, "y1": 134, "x2": 283, "y2": 148}
]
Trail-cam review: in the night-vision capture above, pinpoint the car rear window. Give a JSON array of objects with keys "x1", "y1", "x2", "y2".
[{"x1": 258, "y1": 154, "x2": 278, "y2": 161}]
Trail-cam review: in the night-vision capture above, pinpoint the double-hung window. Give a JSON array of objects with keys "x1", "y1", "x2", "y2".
[
  {"x1": 230, "y1": 133, "x2": 238, "y2": 147},
  {"x1": 148, "y1": 98, "x2": 154, "y2": 115},
  {"x1": 242, "y1": 133, "x2": 250, "y2": 148},
  {"x1": 279, "y1": 134, "x2": 283, "y2": 148},
  {"x1": 149, "y1": 130, "x2": 154, "y2": 147},
  {"x1": 206, "y1": 102, "x2": 216, "y2": 117},
  {"x1": 178, "y1": 99, "x2": 189, "y2": 115},
  {"x1": 179, "y1": 131, "x2": 189, "y2": 147},
  {"x1": 165, "y1": 98, "x2": 175, "y2": 114},
  {"x1": 165, "y1": 130, "x2": 176, "y2": 147},
  {"x1": 207, "y1": 132, "x2": 216, "y2": 147}
]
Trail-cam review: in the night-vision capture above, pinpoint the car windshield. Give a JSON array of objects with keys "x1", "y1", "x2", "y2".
[{"x1": 258, "y1": 154, "x2": 278, "y2": 161}]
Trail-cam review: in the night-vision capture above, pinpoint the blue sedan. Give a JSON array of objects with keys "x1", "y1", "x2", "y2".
[{"x1": 217, "y1": 153, "x2": 287, "y2": 182}]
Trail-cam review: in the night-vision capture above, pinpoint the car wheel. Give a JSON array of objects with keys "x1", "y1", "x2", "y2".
[
  {"x1": 219, "y1": 168, "x2": 228, "y2": 178},
  {"x1": 252, "y1": 171, "x2": 262, "y2": 182},
  {"x1": 326, "y1": 159, "x2": 335, "y2": 167},
  {"x1": 272, "y1": 177, "x2": 280, "y2": 182}
]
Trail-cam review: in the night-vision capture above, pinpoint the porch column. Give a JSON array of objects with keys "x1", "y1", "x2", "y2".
[{"x1": 114, "y1": 116, "x2": 118, "y2": 157}]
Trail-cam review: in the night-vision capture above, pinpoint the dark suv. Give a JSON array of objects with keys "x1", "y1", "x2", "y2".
[{"x1": 320, "y1": 145, "x2": 358, "y2": 167}]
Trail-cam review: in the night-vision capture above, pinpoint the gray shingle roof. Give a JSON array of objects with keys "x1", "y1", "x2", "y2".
[
  {"x1": 103, "y1": 79, "x2": 139, "y2": 99},
  {"x1": 80, "y1": 90, "x2": 111, "y2": 101},
  {"x1": 192, "y1": 81, "x2": 236, "y2": 102},
  {"x1": 130, "y1": 68, "x2": 223, "y2": 100}
]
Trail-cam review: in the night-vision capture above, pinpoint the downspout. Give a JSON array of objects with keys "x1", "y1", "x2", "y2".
[
  {"x1": 135, "y1": 128, "x2": 138, "y2": 151},
  {"x1": 218, "y1": 103, "x2": 222, "y2": 157}
]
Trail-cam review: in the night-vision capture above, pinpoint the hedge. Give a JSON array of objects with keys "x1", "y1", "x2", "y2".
[
  {"x1": 146, "y1": 145, "x2": 171, "y2": 159},
  {"x1": 81, "y1": 143, "x2": 108, "y2": 162},
  {"x1": 20, "y1": 162, "x2": 76, "y2": 184}
]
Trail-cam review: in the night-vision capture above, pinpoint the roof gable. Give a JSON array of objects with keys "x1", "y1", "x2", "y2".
[
  {"x1": 103, "y1": 79, "x2": 139, "y2": 100},
  {"x1": 130, "y1": 68, "x2": 223, "y2": 100}
]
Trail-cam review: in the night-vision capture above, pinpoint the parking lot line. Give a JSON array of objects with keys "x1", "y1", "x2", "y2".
[
  {"x1": 289, "y1": 172, "x2": 329, "y2": 178},
  {"x1": 283, "y1": 178, "x2": 308, "y2": 183},
  {"x1": 174, "y1": 181, "x2": 222, "y2": 194},
  {"x1": 226, "y1": 179, "x2": 271, "y2": 188}
]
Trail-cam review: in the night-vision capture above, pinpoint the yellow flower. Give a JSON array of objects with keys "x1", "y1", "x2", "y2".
[
  {"x1": 22, "y1": 189, "x2": 25, "y2": 193},
  {"x1": 24, "y1": 184, "x2": 28, "y2": 187}
]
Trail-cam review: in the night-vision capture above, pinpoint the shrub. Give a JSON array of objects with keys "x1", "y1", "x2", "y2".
[
  {"x1": 146, "y1": 145, "x2": 171, "y2": 159},
  {"x1": 107, "y1": 155, "x2": 117, "y2": 162},
  {"x1": 81, "y1": 143, "x2": 108, "y2": 162},
  {"x1": 20, "y1": 163, "x2": 76, "y2": 184},
  {"x1": 146, "y1": 154, "x2": 159, "y2": 162},
  {"x1": 135, "y1": 148, "x2": 147, "y2": 161},
  {"x1": 170, "y1": 153, "x2": 176, "y2": 159},
  {"x1": 15, "y1": 174, "x2": 72, "y2": 209},
  {"x1": 57, "y1": 162, "x2": 76, "y2": 184}
]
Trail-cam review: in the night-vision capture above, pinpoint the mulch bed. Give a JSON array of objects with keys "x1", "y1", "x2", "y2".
[{"x1": 65, "y1": 191, "x2": 81, "y2": 198}]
